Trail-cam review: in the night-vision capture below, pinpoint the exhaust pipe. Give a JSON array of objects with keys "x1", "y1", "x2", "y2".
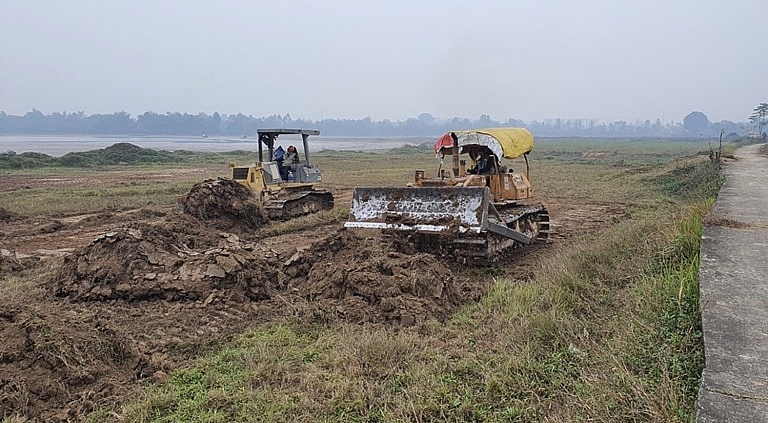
[{"x1": 451, "y1": 132, "x2": 460, "y2": 177}]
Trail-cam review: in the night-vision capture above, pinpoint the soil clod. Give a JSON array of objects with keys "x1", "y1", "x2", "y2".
[
  {"x1": 54, "y1": 222, "x2": 283, "y2": 302},
  {"x1": 284, "y1": 230, "x2": 485, "y2": 324},
  {"x1": 178, "y1": 178, "x2": 269, "y2": 231},
  {"x1": 0, "y1": 206, "x2": 20, "y2": 222}
]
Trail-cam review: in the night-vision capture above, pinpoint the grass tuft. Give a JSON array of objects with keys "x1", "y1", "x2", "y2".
[
  {"x1": 650, "y1": 158, "x2": 723, "y2": 201},
  {"x1": 255, "y1": 208, "x2": 348, "y2": 238}
]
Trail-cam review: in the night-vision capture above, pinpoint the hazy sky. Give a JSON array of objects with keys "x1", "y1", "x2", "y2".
[{"x1": 1, "y1": 0, "x2": 766, "y2": 123}]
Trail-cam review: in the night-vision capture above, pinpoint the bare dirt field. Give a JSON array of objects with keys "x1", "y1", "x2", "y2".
[{"x1": 0, "y1": 170, "x2": 626, "y2": 422}]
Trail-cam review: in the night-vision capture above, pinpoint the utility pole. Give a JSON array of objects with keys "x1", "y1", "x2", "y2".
[{"x1": 717, "y1": 129, "x2": 724, "y2": 169}]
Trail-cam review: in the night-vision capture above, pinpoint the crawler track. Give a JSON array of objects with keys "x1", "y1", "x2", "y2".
[
  {"x1": 384, "y1": 204, "x2": 549, "y2": 266},
  {"x1": 264, "y1": 190, "x2": 334, "y2": 220}
]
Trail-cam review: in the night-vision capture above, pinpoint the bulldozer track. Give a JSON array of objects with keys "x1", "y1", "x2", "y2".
[
  {"x1": 463, "y1": 205, "x2": 549, "y2": 265},
  {"x1": 265, "y1": 190, "x2": 334, "y2": 220},
  {"x1": 382, "y1": 205, "x2": 549, "y2": 266},
  {"x1": 482, "y1": 206, "x2": 549, "y2": 265}
]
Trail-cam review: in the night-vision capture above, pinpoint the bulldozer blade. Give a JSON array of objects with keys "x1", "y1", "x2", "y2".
[{"x1": 344, "y1": 186, "x2": 490, "y2": 233}]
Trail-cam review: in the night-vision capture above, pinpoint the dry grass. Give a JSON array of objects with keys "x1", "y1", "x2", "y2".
[
  {"x1": 0, "y1": 259, "x2": 55, "y2": 303},
  {"x1": 314, "y1": 150, "x2": 431, "y2": 188},
  {"x1": 703, "y1": 210, "x2": 753, "y2": 229},
  {"x1": 0, "y1": 182, "x2": 194, "y2": 217},
  {"x1": 759, "y1": 143, "x2": 768, "y2": 155},
  {"x1": 254, "y1": 208, "x2": 348, "y2": 238}
]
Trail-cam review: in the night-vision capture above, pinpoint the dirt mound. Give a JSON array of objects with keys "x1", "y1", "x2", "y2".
[
  {"x1": 36, "y1": 219, "x2": 64, "y2": 234},
  {"x1": 0, "y1": 249, "x2": 40, "y2": 275},
  {"x1": 0, "y1": 206, "x2": 20, "y2": 222},
  {"x1": 52, "y1": 211, "x2": 485, "y2": 325},
  {"x1": 54, "y1": 225, "x2": 485, "y2": 326},
  {"x1": 54, "y1": 223, "x2": 283, "y2": 302},
  {"x1": 285, "y1": 230, "x2": 484, "y2": 325},
  {"x1": 179, "y1": 178, "x2": 269, "y2": 232},
  {"x1": 143, "y1": 212, "x2": 242, "y2": 250},
  {"x1": 102, "y1": 142, "x2": 144, "y2": 155},
  {"x1": 0, "y1": 306, "x2": 133, "y2": 422}
]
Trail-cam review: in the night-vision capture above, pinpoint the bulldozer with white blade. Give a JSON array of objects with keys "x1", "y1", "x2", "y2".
[{"x1": 344, "y1": 127, "x2": 549, "y2": 264}]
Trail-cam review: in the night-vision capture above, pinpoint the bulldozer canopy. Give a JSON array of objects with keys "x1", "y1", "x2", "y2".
[{"x1": 434, "y1": 127, "x2": 534, "y2": 159}]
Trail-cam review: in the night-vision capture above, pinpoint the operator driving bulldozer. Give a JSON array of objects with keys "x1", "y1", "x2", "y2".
[
  {"x1": 228, "y1": 129, "x2": 333, "y2": 220},
  {"x1": 344, "y1": 127, "x2": 549, "y2": 263}
]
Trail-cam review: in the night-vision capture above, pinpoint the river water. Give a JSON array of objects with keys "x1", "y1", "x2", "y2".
[{"x1": 0, "y1": 135, "x2": 433, "y2": 156}]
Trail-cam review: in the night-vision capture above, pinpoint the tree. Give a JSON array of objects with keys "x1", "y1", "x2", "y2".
[
  {"x1": 208, "y1": 112, "x2": 222, "y2": 135},
  {"x1": 683, "y1": 111, "x2": 711, "y2": 134},
  {"x1": 477, "y1": 114, "x2": 493, "y2": 126},
  {"x1": 751, "y1": 103, "x2": 768, "y2": 137},
  {"x1": 417, "y1": 113, "x2": 435, "y2": 125}
]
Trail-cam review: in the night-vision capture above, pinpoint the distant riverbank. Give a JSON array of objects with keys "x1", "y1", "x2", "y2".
[{"x1": 0, "y1": 135, "x2": 432, "y2": 157}]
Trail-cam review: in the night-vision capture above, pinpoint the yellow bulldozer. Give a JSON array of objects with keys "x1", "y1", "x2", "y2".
[
  {"x1": 229, "y1": 129, "x2": 333, "y2": 220},
  {"x1": 344, "y1": 127, "x2": 548, "y2": 263}
]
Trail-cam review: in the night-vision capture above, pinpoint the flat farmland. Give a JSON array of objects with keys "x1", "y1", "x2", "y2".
[{"x1": 0, "y1": 138, "x2": 725, "y2": 422}]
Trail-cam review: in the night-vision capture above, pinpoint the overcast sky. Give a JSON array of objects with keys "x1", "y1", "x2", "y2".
[{"x1": 1, "y1": 0, "x2": 766, "y2": 123}]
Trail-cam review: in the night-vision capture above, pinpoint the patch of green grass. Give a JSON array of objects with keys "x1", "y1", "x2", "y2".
[
  {"x1": 0, "y1": 181, "x2": 193, "y2": 216},
  {"x1": 0, "y1": 143, "x2": 259, "y2": 169},
  {"x1": 557, "y1": 210, "x2": 707, "y2": 422},
  {"x1": 533, "y1": 138, "x2": 712, "y2": 166},
  {"x1": 650, "y1": 159, "x2": 723, "y2": 201}
]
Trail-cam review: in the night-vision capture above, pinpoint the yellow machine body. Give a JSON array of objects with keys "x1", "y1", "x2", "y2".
[
  {"x1": 224, "y1": 129, "x2": 333, "y2": 220},
  {"x1": 345, "y1": 127, "x2": 548, "y2": 263}
]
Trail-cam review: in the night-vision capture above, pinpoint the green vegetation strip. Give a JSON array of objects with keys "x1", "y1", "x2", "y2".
[
  {"x1": 0, "y1": 182, "x2": 194, "y2": 217},
  {"x1": 0, "y1": 143, "x2": 255, "y2": 169},
  {"x1": 89, "y1": 157, "x2": 721, "y2": 422}
]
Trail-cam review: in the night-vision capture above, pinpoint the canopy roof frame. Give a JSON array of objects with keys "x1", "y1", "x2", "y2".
[{"x1": 434, "y1": 127, "x2": 534, "y2": 160}]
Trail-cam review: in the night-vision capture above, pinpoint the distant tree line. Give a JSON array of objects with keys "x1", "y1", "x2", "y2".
[{"x1": 0, "y1": 109, "x2": 747, "y2": 138}]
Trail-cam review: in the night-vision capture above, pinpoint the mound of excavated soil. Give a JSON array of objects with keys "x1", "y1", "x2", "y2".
[
  {"x1": 179, "y1": 178, "x2": 269, "y2": 232},
  {"x1": 284, "y1": 230, "x2": 485, "y2": 325},
  {"x1": 0, "y1": 306, "x2": 133, "y2": 422},
  {"x1": 0, "y1": 250, "x2": 40, "y2": 275},
  {"x1": 0, "y1": 206, "x2": 20, "y2": 222},
  {"x1": 54, "y1": 222, "x2": 283, "y2": 302},
  {"x1": 53, "y1": 221, "x2": 484, "y2": 326}
]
